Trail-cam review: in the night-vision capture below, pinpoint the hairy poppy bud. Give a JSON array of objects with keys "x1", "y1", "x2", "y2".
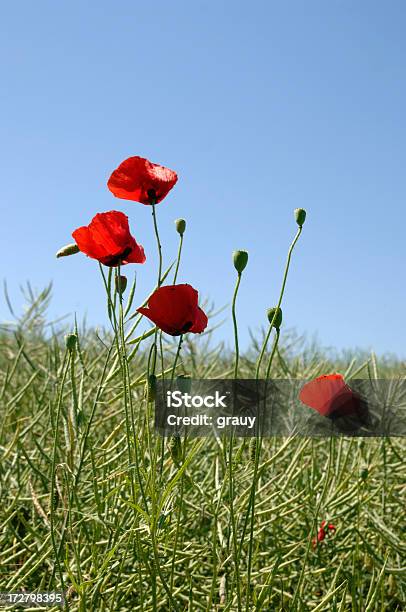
[
  {"x1": 267, "y1": 307, "x2": 282, "y2": 330},
  {"x1": 65, "y1": 333, "x2": 78, "y2": 352},
  {"x1": 56, "y1": 243, "x2": 80, "y2": 258},
  {"x1": 233, "y1": 250, "x2": 248, "y2": 274},
  {"x1": 145, "y1": 374, "x2": 157, "y2": 403},
  {"x1": 294, "y1": 208, "x2": 306, "y2": 227},
  {"x1": 115, "y1": 274, "x2": 127, "y2": 294},
  {"x1": 175, "y1": 218, "x2": 186, "y2": 236}
]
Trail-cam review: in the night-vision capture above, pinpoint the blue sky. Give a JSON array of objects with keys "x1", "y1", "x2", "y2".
[{"x1": 1, "y1": 1, "x2": 405, "y2": 356}]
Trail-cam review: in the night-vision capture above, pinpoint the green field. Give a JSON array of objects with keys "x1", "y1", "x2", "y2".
[{"x1": 0, "y1": 287, "x2": 405, "y2": 611}]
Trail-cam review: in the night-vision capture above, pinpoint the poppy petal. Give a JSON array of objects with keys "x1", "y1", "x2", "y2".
[
  {"x1": 299, "y1": 374, "x2": 351, "y2": 417},
  {"x1": 189, "y1": 306, "x2": 208, "y2": 333}
]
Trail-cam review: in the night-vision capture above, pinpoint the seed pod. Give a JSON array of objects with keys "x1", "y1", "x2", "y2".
[
  {"x1": 48, "y1": 487, "x2": 59, "y2": 513},
  {"x1": 219, "y1": 575, "x2": 226, "y2": 605},
  {"x1": 294, "y1": 208, "x2": 306, "y2": 227},
  {"x1": 168, "y1": 435, "x2": 182, "y2": 466},
  {"x1": 233, "y1": 250, "x2": 248, "y2": 274},
  {"x1": 145, "y1": 374, "x2": 157, "y2": 403},
  {"x1": 175, "y1": 218, "x2": 186, "y2": 236},
  {"x1": 56, "y1": 243, "x2": 80, "y2": 258},
  {"x1": 249, "y1": 438, "x2": 257, "y2": 463}
]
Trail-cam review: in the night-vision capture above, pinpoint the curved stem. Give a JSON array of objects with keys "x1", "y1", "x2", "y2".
[
  {"x1": 265, "y1": 329, "x2": 281, "y2": 380},
  {"x1": 232, "y1": 273, "x2": 242, "y2": 380},
  {"x1": 255, "y1": 226, "x2": 302, "y2": 378},
  {"x1": 171, "y1": 334, "x2": 184, "y2": 385},
  {"x1": 229, "y1": 271, "x2": 243, "y2": 610},
  {"x1": 247, "y1": 226, "x2": 303, "y2": 609},
  {"x1": 151, "y1": 202, "x2": 163, "y2": 287},
  {"x1": 173, "y1": 234, "x2": 183, "y2": 284}
]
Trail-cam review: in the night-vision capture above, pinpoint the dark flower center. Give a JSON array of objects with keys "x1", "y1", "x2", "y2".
[
  {"x1": 147, "y1": 188, "x2": 157, "y2": 203},
  {"x1": 103, "y1": 247, "x2": 132, "y2": 267},
  {"x1": 181, "y1": 321, "x2": 193, "y2": 333}
]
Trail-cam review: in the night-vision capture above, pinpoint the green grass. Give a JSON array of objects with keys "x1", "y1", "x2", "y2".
[{"x1": 0, "y1": 286, "x2": 405, "y2": 611}]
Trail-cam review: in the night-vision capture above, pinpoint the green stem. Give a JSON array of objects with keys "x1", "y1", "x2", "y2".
[
  {"x1": 116, "y1": 266, "x2": 139, "y2": 502},
  {"x1": 173, "y1": 234, "x2": 183, "y2": 284},
  {"x1": 265, "y1": 329, "x2": 281, "y2": 380},
  {"x1": 246, "y1": 226, "x2": 303, "y2": 609},
  {"x1": 229, "y1": 271, "x2": 243, "y2": 610},
  {"x1": 171, "y1": 335, "x2": 184, "y2": 385},
  {"x1": 244, "y1": 330, "x2": 280, "y2": 607},
  {"x1": 232, "y1": 273, "x2": 242, "y2": 380},
  {"x1": 50, "y1": 350, "x2": 69, "y2": 593},
  {"x1": 255, "y1": 226, "x2": 302, "y2": 378},
  {"x1": 151, "y1": 202, "x2": 163, "y2": 287}
]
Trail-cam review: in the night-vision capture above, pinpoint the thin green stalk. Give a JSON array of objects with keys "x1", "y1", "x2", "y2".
[
  {"x1": 244, "y1": 330, "x2": 280, "y2": 608},
  {"x1": 173, "y1": 234, "x2": 183, "y2": 284},
  {"x1": 116, "y1": 266, "x2": 144, "y2": 508},
  {"x1": 50, "y1": 350, "x2": 69, "y2": 594},
  {"x1": 151, "y1": 202, "x2": 163, "y2": 287},
  {"x1": 167, "y1": 333, "x2": 185, "y2": 589},
  {"x1": 247, "y1": 226, "x2": 303, "y2": 609},
  {"x1": 265, "y1": 329, "x2": 280, "y2": 380},
  {"x1": 232, "y1": 274, "x2": 242, "y2": 380},
  {"x1": 170, "y1": 335, "x2": 184, "y2": 385},
  {"x1": 255, "y1": 226, "x2": 302, "y2": 378},
  {"x1": 229, "y1": 272, "x2": 243, "y2": 611},
  {"x1": 99, "y1": 265, "x2": 137, "y2": 505}
]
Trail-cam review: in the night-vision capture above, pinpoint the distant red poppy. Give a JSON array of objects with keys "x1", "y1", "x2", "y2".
[
  {"x1": 312, "y1": 520, "x2": 336, "y2": 548},
  {"x1": 137, "y1": 284, "x2": 208, "y2": 336},
  {"x1": 299, "y1": 374, "x2": 360, "y2": 419},
  {"x1": 72, "y1": 211, "x2": 146, "y2": 267},
  {"x1": 107, "y1": 156, "x2": 178, "y2": 204}
]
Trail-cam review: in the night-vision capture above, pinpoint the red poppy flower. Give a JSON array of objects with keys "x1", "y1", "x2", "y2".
[
  {"x1": 299, "y1": 374, "x2": 361, "y2": 419},
  {"x1": 137, "y1": 284, "x2": 208, "y2": 336},
  {"x1": 312, "y1": 521, "x2": 336, "y2": 548},
  {"x1": 107, "y1": 156, "x2": 178, "y2": 204},
  {"x1": 72, "y1": 211, "x2": 146, "y2": 267}
]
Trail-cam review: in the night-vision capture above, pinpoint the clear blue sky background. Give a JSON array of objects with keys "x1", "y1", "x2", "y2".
[{"x1": 1, "y1": 1, "x2": 405, "y2": 356}]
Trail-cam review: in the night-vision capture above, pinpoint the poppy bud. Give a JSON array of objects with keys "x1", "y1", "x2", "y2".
[
  {"x1": 294, "y1": 208, "x2": 306, "y2": 227},
  {"x1": 175, "y1": 218, "x2": 186, "y2": 236},
  {"x1": 56, "y1": 243, "x2": 80, "y2": 258},
  {"x1": 360, "y1": 468, "x2": 368, "y2": 480},
  {"x1": 145, "y1": 374, "x2": 157, "y2": 403},
  {"x1": 65, "y1": 333, "x2": 78, "y2": 352},
  {"x1": 267, "y1": 307, "x2": 282, "y2": 330},
  {"x1": 115, "y1": 274, "x2": 127, "y2": 294},
  {"x1": 233, "y1": 250, "x2": 248, "y2": 274}
]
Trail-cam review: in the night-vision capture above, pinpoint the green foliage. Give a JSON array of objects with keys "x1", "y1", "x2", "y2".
[{"x1": 0, "y1": 289, "x2": 405, "y2": 611}]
